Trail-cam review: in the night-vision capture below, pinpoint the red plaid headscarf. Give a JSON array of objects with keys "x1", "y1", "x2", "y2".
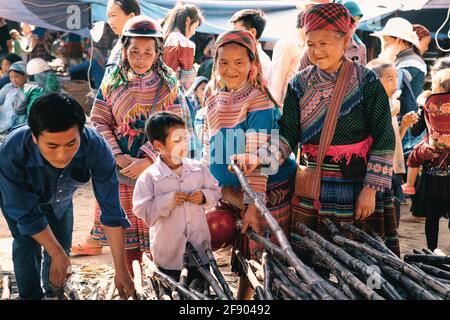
[
  {"x1": 302, "y1": 3, "x2": 353, "y2": 35},
  {"x1": 210, "y1": 29, "x2": 278, "y2": 106},
  {"x1": 413, "y1": 24, "x2": 431, "y2": 41}
]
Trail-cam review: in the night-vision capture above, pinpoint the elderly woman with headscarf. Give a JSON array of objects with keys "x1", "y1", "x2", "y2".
[
  {"x1": 247, "y1": 3, "x2": 399, "y2": 255},
  {"x1": 203, "y1": 29, "x2": 297, "y2": 299}
]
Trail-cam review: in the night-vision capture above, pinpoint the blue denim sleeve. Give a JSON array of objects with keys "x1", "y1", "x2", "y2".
[
  {"x1": 90, "y1": 134, "x2": 131, "y2": 229},
  {"x1": 0, "y1": 159, "x2": 49, "y2": 236}
]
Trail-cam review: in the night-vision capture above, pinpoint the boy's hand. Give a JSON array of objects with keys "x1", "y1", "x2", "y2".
[
  {"x1": 188, "y1": 190, "x2": 206, "y2": 204},
  {"x1": 174, "y1": 192, "x2": 189, "y2": 206}
]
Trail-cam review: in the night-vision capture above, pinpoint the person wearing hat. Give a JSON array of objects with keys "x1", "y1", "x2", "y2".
[
  {"x1": 0, "y1": 53, "x2": 22, "y2": 89},
  {"x1": 371, "y1": 17, "x2": 426, "y2": 172},
  {"x1": 0, "y1": 93, "x2": 135, "y2": 300},
  {"x1": 0, "y1": 61, "x2": 27, "y2": 137},
  {"x1": 244, "y1": 3, "x2": 399, "y2": 255},
  {"x1": 90, "y1": 15, "x2": 195, "y2": 273},
  {"x1": 342, "y1": 0, "x2": 367, "y2": 65}
]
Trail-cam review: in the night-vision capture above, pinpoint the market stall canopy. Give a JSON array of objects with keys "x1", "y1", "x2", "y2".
[{"x1": 0, "y1": 0, "x2": 91, "y2": 37}]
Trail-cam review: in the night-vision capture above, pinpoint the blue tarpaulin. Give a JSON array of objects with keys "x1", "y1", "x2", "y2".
[{"x1": 0, "y1": 0, "x2": 91, "y2": 37}]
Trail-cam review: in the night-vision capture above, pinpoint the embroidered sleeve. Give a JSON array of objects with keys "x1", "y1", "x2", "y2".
[
  {"x1": 90, "y1": 87, "x2": 122, "y2": 156},
  {"x1": 363, "y1": 76, "x2": 395, "y2": 191}
]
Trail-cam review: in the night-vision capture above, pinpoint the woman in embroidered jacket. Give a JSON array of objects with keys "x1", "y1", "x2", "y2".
[
  {"x1": 203, "y1": 29, "x2": 297, "y2": 299},
  {"x1": 90, "y1": 16, "x2": 192, "y2": 273},
  {"x1": 261, "y1": 3, "x2": 399, "y2": 255},
  {"x1": 163, "y1": 2, "x2": 203, "y2": 91}
]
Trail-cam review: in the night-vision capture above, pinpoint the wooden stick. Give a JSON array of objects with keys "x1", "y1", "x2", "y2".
[
  {"x1": 106, "y1": 282, "x2": 116, "y2": 300},
  {"x1": 95, "y1": 278, "x2": 109, "y2": 300},
  {"x1": 235, "y1": 250, "x2": 266, "y2": 300},
  {"x1": 132, "y1": 260, "x2": 146, "y2": 300}
]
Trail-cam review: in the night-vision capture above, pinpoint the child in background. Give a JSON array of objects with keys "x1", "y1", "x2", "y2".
[
  {"x1": 402, "y1": 69, "x2": 450, "y2": 195},
  {"x1": 186, "y1": 76, "x2": 208, "y2": 159},
  {"x1": 133, "y1": 111, "x2": 221, "y2": 280},
  {"x1": 367, "y1": 59, "x2": 418, "y2": 226},
  {"x1": 163, "y1": 2, "x2": 203, "y2": 91}
]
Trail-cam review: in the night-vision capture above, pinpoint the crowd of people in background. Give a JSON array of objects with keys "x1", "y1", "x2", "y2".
[{"x1": 0, "y1": 0, "x2": 450, "y2": 300}]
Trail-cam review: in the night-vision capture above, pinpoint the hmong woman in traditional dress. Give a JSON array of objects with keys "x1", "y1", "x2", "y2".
[
  {"x1": 162, "y1": 2, "x2": 203, "y2": 91},
  {"x1": 270, "y1": 3, "x2": 400, "y2": 254},
  {"x1": 203, "y1": 29, "x2": 297, "y2": 299},
  {"x1": 90, "y1": 16, "x2": 193, "y2": 273}
]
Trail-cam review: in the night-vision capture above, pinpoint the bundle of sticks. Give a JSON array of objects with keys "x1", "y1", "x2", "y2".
[
  {"x1": 139, "y1": 241, "x2": 235, "y2": 300},
  {"x1": 230, "y1": 163, "x2": 450, "y2": 300}
]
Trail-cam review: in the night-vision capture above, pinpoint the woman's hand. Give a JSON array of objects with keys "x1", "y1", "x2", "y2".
[
  {"x1": 115, "y1": 154, "x2": 132, "y2": 169},
  {"x1": 241, "y1": 204, "x2": 261, "y2": 234},
  {"x1": 355, "y1": 186, "x2": 377, "y2": 221},
  {"x1": 401, "y1": 111, "x2": 419, "y2": 128},
  {"x1": 120, "y1": 157, "x2": 153, "y2": 179},
  {"x1": 229, "y1": 154, "x2": 260, "y2": 175}
]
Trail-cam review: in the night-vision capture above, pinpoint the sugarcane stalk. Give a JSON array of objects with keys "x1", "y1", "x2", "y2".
[
  {"x1": 1, "y1": 275, "x2": 11, "y2": 300},
  {"x1": 180, "y1": 247, "x2": 190, "y2": 287},
  {"x1": 337, "y1": 275, "x2": 360, "y2": 300},
  {"x1": 378, "y1": 264, "x2": 439, "y2": 300},
  {"x1": 412, "y1": 262, "x2": 450, "y2": 280},
  {"x1": 248, "y1": 260, "x2": 264, "y2": 281},
  {"x1": 172, "y1": 290, "x2": 181, "y2": 300},
  {"x1": 64, "y1": 281, "x2": 80, "y2": 300},
  {"x1": 187, "y1": 242, "x2": 228, "y2": 300},
  {"x1": 142, "y1": 253, "x2": 202, "y2": 300},
  {"x1": 270, "y1": 259, "x2": 313, "y2": 300},
  {"x1": 95, "y1": 278, "x2": 109, "y2": 300},
  {"x1": 202, "y1": 240, "x2": 234, "y2": 299},
  {"x1": 235, "y1": 249, "x2": 266, "y2": 300},
  {"x1": 422, "y1": 248, "x2": 435, "y2": 255},
  {"x1": 404, "y1": 254, "x2": 450, "y2": 265},
  {"x1": 232, "y1": 163, "x2": 334, "y2": 300},
  {"x1": 298, "y1": 236, "x2": 384, "y2": 300},
  {"x1": 296, "y1": 222, "x2": 403, "y2": 300},
  {"x1": 132, "y1": 260, "x2": 146, "y2": 300},
  {"x1": 262, "y1": 251, "x2": 274, "y2": 300},
  {"x1": 340, "y1": 223, "x2": 397, "y2": 257},
  {"x1": 272, "y1": 277, "x2": 304, "y2": 300},
  {"x1": 413, "y1": 249, "x2": 423, "y2": 255},
  {"x1": 245, "y1": 229, "x2": 285, "y2": 259},
  {"x1": 322, "y1": 218, "x2": 341, "y2": 237},
  {"x1": 106, "y1": 282, "x2": 116, "y2": 300},
  {"x1": 333, "y1": 236, "x2": 450, "y2": 299}
]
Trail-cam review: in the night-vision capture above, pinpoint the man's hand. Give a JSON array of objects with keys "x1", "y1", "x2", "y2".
[
  {"x1": 114, "y1": 268, "x2": 136, "y2": 300},
  {"x1": 355, "y1": 186, "x2": 377, "y2": 221},
  {"x1": 229, "y1": 154, "x2": 260, "y2": 175},
  {"x1": 188, "y1": 190, "x2": 205, "y2": 205},
  {"x1": 49, "y1": 251, "x2": 71, "y2": 289},
  {"x1": 241, "y1": 204, "x2": 261, "y2": 234},
  {"x1": 115, "y1": 154, "x2": 132, "y2": 169},
  {"x1": 120, "y1": 157, "x2": 152, "y2": 179},
  {"x1": 175, "y1": 192, "x2": 189, "y2": 206}
]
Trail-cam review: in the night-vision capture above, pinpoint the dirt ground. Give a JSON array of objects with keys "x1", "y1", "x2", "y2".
[{"x1": 1, "y1": 181, "x2": 449, "y2": 274}]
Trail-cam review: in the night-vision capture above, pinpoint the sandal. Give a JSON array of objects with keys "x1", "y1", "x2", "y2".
[
  {"x1": 71, "y1": 243, "x2": 103, "y2": 256},
  {"x1": 401, "y1": 184, "x2": 416, "y2": 195}
]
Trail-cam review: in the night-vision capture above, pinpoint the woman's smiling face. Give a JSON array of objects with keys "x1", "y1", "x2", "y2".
[{"x1": 216, "y1": 42, "x2": 253, "y2": 90}]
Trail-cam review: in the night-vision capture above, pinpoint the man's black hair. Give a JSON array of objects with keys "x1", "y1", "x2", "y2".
[
  {"x1": 230, "y1": 9, "x2": 266, "y2": 40},
  {"x1": 28, "y1": 93, "x2": 86, "y2": 138},
  {"x1": 145, "y1": 111, "x2": 185, "y2": 144}
]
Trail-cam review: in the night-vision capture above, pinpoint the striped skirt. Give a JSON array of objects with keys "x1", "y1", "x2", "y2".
[
  {"x1": 289, "y1": 163, "x2": 400, "y2": 256},
  {"x1": 231, "y1": 177, "x2": 293, "y2": 275},
  {"x1": 91, "y1": 184, "x2": 150, "y2": 272}
]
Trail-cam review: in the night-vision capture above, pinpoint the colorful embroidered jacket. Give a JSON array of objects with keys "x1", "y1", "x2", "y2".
[
  {"x1": 163, "y1": 31, "x2": 196, "y2": 91},
  {"x1": 204, "y1": 82, "x2": 297, "y2": 204},
  {"x1": 277, "y1": 64, "x2": 395, "y2": 192},
  {"x1": 91, "y1": 67, "x2": 192, "y2": 161}
]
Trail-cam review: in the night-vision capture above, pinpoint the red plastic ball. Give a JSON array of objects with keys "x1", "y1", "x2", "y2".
[{"x1": 206, "y1": 204, "x2": 238, "y2": 251}]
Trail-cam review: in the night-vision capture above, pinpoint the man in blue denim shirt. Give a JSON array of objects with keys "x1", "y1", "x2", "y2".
[{"x1": 0, "y1": 93, "x2": 136, "y2": 300}]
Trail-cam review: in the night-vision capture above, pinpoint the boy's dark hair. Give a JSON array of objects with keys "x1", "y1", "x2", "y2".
[
  {"x1": 145, "y1": 111, "x2": 185, "y2": 144},
  {"x1": 111, "y1": 0, "x2": 140, "y2": 15},
  {"x1": 164, "y1": 2, "x2": 203, "y2": 39},
  {"x1": 28, "y1": 93, "x2": 86, "y2": 138},
  {"x1": 296, "y1": 11, "x2": 304, "y2": 29},
  {"x1": 366, "y1": 59, "x2": 395, "y2": 77},
  {"x1": 230, "y1": 9, "x2": 266, "y2": 40}
]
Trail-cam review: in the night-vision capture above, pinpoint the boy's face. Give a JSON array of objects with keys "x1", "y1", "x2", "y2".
[
  {"x1": 156, "y1": 125, "x2": 188, "y2": 165},
  {"x1": 195, "y1": 82, "x2": 207, "y2": 104},
  {"x1": 9, "y1": 71, "x2": 27, "y2": 88},
  {"x1": 379, "y1": 66, "x2": 398, "y2": 98}
]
